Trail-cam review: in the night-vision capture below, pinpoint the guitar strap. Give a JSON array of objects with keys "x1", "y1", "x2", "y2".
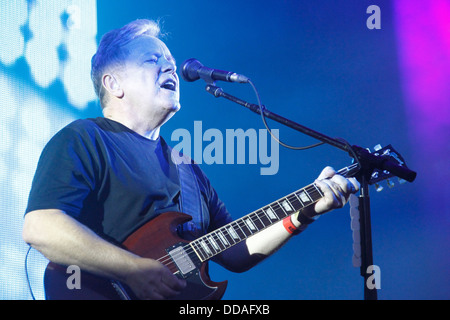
[{"x1": 172, "y1": 151, "x2": 205, "y2": 240}]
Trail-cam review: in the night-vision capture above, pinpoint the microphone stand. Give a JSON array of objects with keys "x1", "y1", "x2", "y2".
[{"x1": 204, "y1": 84, "x2": 416, "y2": 300}]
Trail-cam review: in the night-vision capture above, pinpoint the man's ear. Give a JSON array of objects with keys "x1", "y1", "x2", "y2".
[{"x1": 102, "y1": 73, "x2": 124, "y2": 98}]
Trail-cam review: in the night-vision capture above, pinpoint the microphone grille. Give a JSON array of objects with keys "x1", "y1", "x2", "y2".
[{"x1": 180, "y1": 58, "x2": 204, "y2": 82}]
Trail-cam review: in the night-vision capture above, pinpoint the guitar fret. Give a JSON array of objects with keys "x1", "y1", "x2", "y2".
[
  {"x1": 258, "y1": 209, "x2": 272, "y2": 227},
  {"x1": 208, "y1": 235, "x2": 220, "y2": 251},
  {"x1": 293, "y1": 192, "x2": 304, "y2": 207},
  {"x1": 216, "y1": 230, "x2": 229, "y2": 248},
  {"x1": 234, "y1": 221, "x2": 248, "y2": 239},
  {"x1": 312, "y1": 183, "x2": 324, "y2": 199},
  {"x1": 227, "y1": 225, "x2": 240, "y2": 241},
  {"x1": 244, "y1": 217, "x2": 257, "y2": 232},
  {"x1": 265, "y1": 206, "x2": 278, "y2": 220},
  {"x1": 274, "y1": 202, "x2": 288, "y2": 219},
  {"x1": 287, "y1": 194, "x2": 301, "y2": 211},
  {"x1": 281, "y1": 199, "x2": 294, "y2": 213},
  {"x1": 206, "y1": 235, "x2": 219, "y2": 253},
  {"x1": 199, "y1": 239, "x2": 212, "y2": 256},
  {"x1": 299, "y1": 190, "x2": 311, "y2": 203},
  {"x1": 253, "y1": 212, "x2": 265, "y2": 230},
  {"x1": 270, "y1": 203, "x2": 283, "y2": 220},
  {"x1": 295, "y1": 188, "x2": 314, "y2": 208},
  {"x1": 199, "y1": 240, "x2": 211, "y2": 259},
  {"x1": 191, "y1": 241, "x2": 207, "y2": 262},
  {"x1": 222, "y1": 227, "x2": 236, "y2": 246},
  {"x1": 305, "y1": 188, "x2": 314, "y2": 202}
]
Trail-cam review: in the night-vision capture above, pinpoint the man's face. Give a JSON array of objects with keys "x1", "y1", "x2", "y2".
[{"x1": 115, "y1": 35, "x2": 180, "y2": 123}]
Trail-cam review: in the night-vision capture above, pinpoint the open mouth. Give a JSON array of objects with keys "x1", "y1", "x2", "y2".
[{"x1": 160, "y1": 79, "x2": 177, "y2": 91}]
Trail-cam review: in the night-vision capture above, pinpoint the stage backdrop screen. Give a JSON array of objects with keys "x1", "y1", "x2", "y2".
[{"x1": 0, "y1": 0, "x2": 98, "y2": 300}]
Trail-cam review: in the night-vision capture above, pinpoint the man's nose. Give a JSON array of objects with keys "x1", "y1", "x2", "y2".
[{"x1": 161, "y1": 58, "x2": 176, "y2": 74}]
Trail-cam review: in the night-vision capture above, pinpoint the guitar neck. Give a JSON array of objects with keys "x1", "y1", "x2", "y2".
[{"x1": 189, "y1": 164, "x2": 359, "y2": 262}]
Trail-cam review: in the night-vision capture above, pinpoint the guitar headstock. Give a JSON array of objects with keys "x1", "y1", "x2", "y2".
[
  {"x1": 366, "y1": 144, "x2": 410, "y2": 192},
  {"x1": 336, "y1": 143, "x2": 415, "y2": 192}
]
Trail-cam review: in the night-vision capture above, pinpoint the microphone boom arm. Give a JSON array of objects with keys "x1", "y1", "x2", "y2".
[
  {"x1": 205, "y1": 85, "x2": 348, "y2": 150},
  {"x1": 206, "y1": 84, "x2": 417, "y2": 183}
]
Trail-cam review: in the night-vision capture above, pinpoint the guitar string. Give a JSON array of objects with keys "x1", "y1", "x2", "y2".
[
  {"x1": 156, "y1": 183, "x2": 324, "y2": 269},
  {"x1": 157, "y1": 188, "x2": 323, "y2": 272},
  {"x1": 156, "y1": 164, "x2": 358, "y2": 270},
  {"x1": 156, "y1": 162, "x2": 357, "y2": 267},
  {"x1": 156, "y1": 188, "x2": 318, "y2": 263},
  {"x1": 157, "y1": 167, "x2": 356, "y2": 269}
]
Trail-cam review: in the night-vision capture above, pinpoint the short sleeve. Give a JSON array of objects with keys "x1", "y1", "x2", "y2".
[{"x1": 25, "y1": 125, "x2": 97, "y2": 218}]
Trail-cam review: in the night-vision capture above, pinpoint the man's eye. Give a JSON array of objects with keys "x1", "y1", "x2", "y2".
[{"x1": 146, "y1": 57, "x2": 158, "y2": 63}]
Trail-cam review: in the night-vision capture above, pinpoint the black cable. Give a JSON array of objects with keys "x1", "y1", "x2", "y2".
[
  {"x1": 247, "y1": 79, "x2": 325, "y2": 151},
  {"x1": 335, "y1": 136, "x2": 362, "y2": 171},
  {"x1": 25, "y1": 245, "x2": 36, "y2": 300}
]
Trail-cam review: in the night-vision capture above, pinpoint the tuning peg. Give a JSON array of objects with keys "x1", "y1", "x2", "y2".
[
  {"x1": 374, "y1": 144, "x2": 382, "y2": 152},
  {"x1": 386, "y1": 179, "x2": 395, "y2": 188},
  {"x1": 375, "y1": 183, "x2": 384, "y2": 192},
  {"x1": 371, "y1": 171, "x2": 379, "y2": 180}
]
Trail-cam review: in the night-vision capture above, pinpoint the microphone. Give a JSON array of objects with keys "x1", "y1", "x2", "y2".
[{"x1": 180, "y1": 58, "x2": 249, "y2": 84}]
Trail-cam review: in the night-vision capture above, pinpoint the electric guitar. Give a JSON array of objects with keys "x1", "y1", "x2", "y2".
[{"x1": 43, "y1": 145, "x2": 412, "y2": 300}]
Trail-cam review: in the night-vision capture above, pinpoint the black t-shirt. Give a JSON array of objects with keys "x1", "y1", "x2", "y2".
[{"x1": 26, "y1": 117, "x2": 231, "y2": 243}]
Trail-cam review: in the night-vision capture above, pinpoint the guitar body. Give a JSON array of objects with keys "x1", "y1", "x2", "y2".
[{"x1": 44, "y1": 212, "x2": 227, "y2": 300}]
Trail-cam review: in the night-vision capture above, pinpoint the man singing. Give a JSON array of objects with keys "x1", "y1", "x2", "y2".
[{"x1": 23, "y1": 19, "x2": 359, "y2": 300}]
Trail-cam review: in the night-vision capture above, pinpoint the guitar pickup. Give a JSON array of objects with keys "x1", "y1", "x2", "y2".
[{"x1": 167, "y1": 243, "x2": 197, "y2": 278}]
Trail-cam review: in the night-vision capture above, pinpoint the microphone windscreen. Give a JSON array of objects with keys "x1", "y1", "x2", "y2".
[{"x1": 180, "y1": 58, "x2": 204, "y2": 82}]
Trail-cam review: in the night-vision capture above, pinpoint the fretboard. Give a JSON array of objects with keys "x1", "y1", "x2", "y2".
[{"x1": 188, "y1": 164, "x2": 359, "y2": 262}]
